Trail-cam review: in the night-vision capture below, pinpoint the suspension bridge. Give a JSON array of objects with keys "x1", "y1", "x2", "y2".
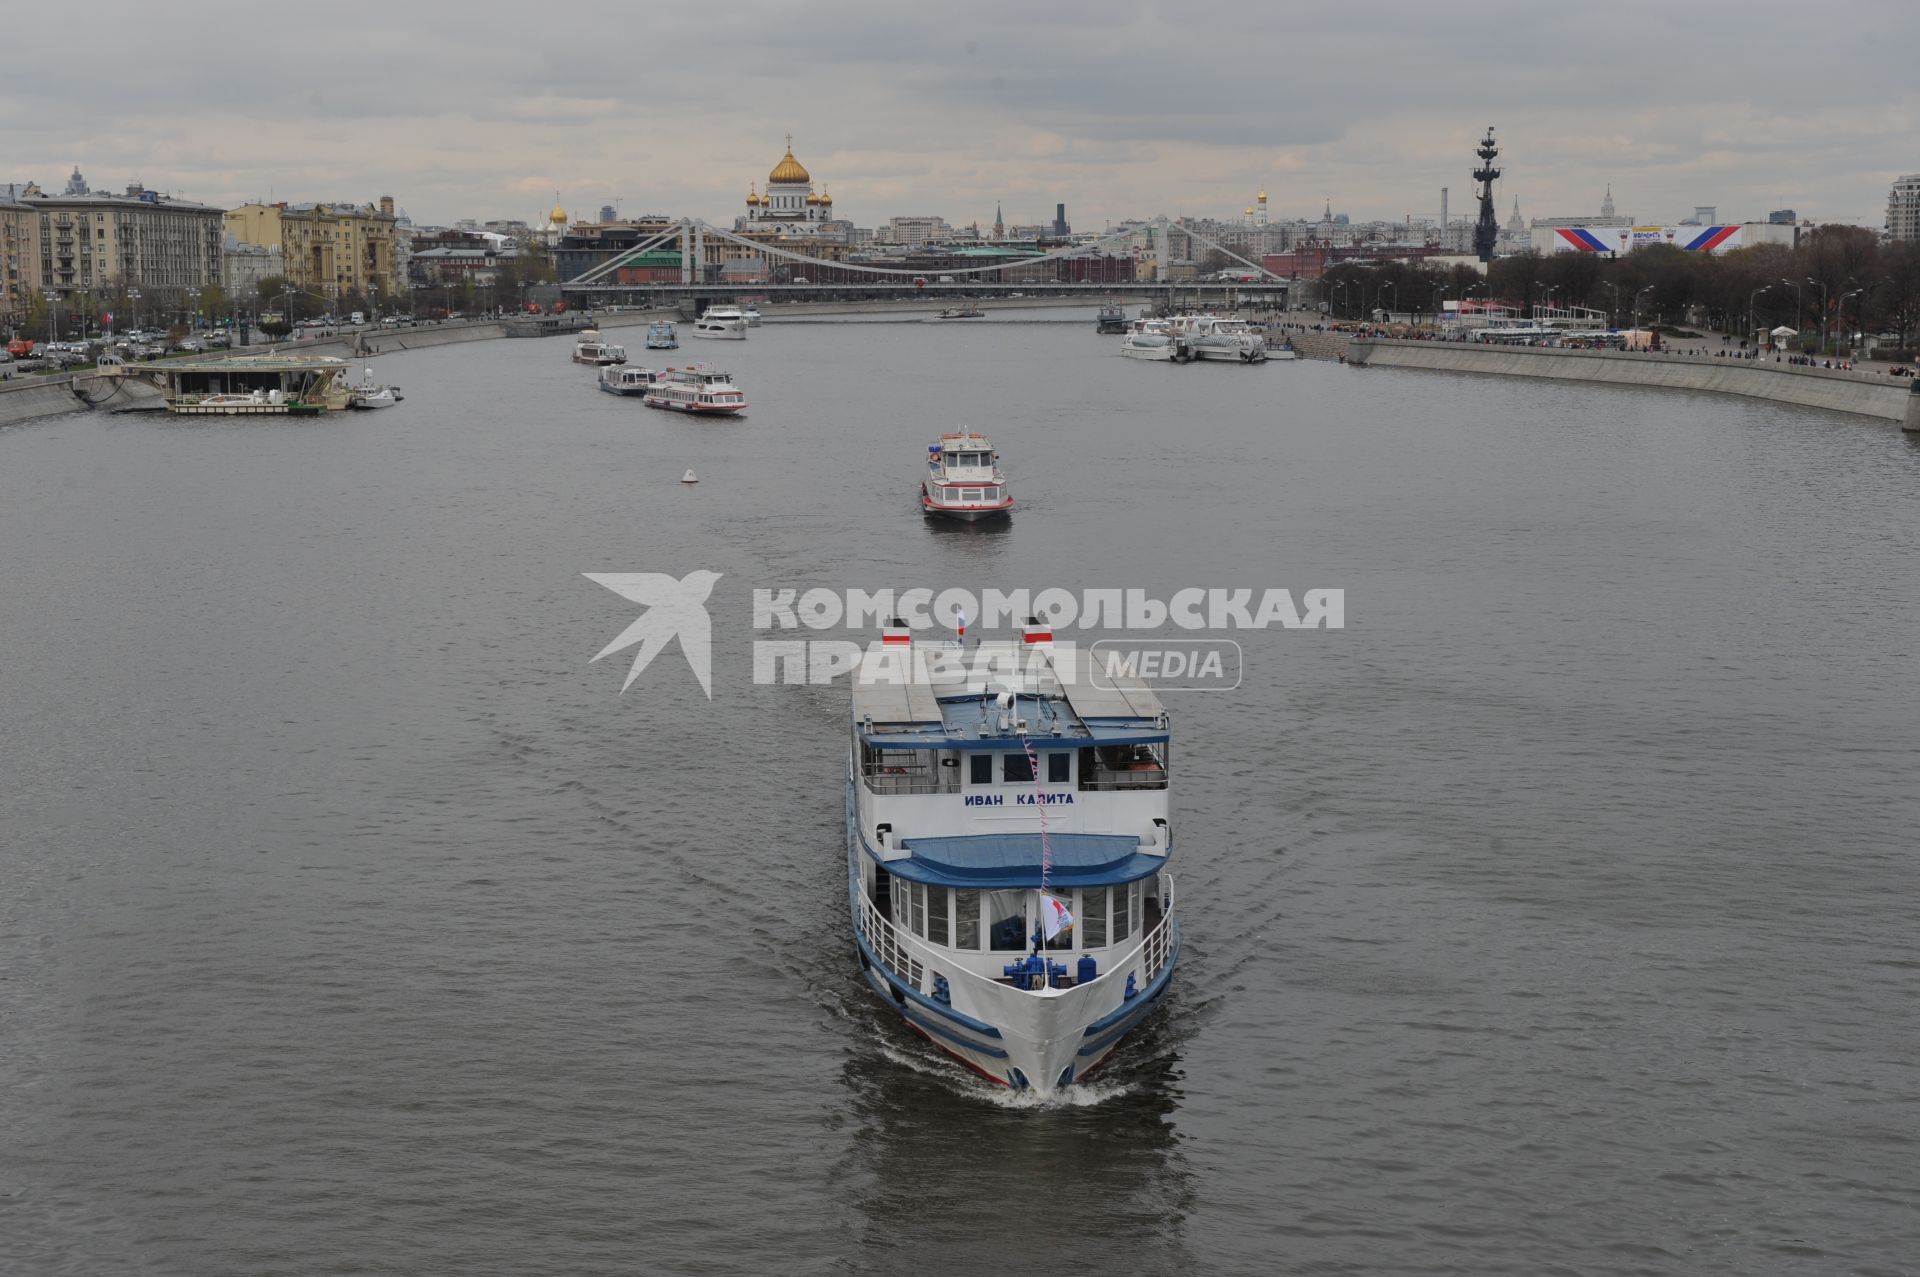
[{"x1": 558, "y1": 217, "x2": 1295, "y2": 311}]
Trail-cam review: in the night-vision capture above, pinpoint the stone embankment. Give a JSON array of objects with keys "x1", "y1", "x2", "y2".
[
  {"x1": 0, "y1": 371, "x2": 163, "y2": 425},
  {"x1": 1345, "y1": 338, "x2": 1915, "y2": 425}
]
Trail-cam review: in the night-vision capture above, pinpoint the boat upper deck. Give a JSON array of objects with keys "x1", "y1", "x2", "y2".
[{"x1": 851, "y1": 640, "x2": 1166, "y2": 748}]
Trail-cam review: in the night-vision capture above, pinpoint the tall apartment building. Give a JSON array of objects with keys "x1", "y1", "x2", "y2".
[
  {"x1": 14, "y1": 177, "x2": 224, "y2": 308},
  {"x1": 226, "y1": 196, "x2": 399, "y2": 299},
  {"x1": 1, "y1": 192, "x2": 40, "y2": 332},
  {"x1": 1888, "y1": 174, "x2": 1920, "y2": 242}
]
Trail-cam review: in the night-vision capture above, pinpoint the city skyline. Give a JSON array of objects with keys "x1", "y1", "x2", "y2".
[{"x1": 3, "y1": 1, "x2": 1914, "y2": 231}]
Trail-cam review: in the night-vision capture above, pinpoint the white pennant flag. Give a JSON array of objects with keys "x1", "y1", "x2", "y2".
[{"x1": 1039, "y1": 893, "x2": 1074, "y2": 940}]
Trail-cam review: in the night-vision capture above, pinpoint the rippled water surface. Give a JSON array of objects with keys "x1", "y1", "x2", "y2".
[{"x1": 4, "y1": 313, "x2": 1918, "y2": 1275}]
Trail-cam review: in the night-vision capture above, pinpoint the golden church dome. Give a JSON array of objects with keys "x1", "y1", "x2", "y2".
[
  {"x1": 548, "y1": 202, "x2": 568, "y2": 225},
  {"x1": 1258, "y1": 190, "x2": 1267, "y2": 201},
  {"x1": 769, "y1": 145, "x2": 810, "y2": 185}
]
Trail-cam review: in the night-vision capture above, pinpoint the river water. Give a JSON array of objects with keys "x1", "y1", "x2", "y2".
[{"x1": 3, "y1": 313, "x2": 1918, "y2": 1275}]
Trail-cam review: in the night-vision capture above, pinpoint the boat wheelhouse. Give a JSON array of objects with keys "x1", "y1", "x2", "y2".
[
  {"x1": 644, "y1": 321, "x2": 679, "y2": 350},
  {"x1": 109, "y1": 353, "x2": 354, "y2": 415},
  {"x1": 847, "y1": 619, "x2": 1179, "y2": 1095},
  {"x1": 922, "y1": 432, "x2": 1013, "y2": 521},
  {"x1": 641, "y1": 365, "x2": 748, "y2": 415},
  {"x1": 600, "y1": 365, "x2": 666, "y2": 396},
  {"x1": 573, "y1": 330, "x2": 627, "y2": 364}
]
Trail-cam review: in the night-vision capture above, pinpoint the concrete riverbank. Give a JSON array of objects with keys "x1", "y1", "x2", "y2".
[
  {"x1": 0, "y1": 371, "x2": 163, "y2": 426},
  {"x1": 1346, "y1": 338, "x2": 1914, "y2": 425}
]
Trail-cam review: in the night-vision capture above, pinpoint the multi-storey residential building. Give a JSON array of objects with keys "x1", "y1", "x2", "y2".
[
  {"x1": 16, "y1": 177, "x2": 224, "y2": 311},
  {"x1": 1888, "y1": 174, "x2": 1920, "y2": 242},
  {"x1": 222, "y1": 233, "x2": 285, "y2": 299},
  {"x1": 1, "y1": 192, "x2": 41, "y2": 333},
  {"x1": 226, "y1": 196, "x2": 399, "y2": 300}
]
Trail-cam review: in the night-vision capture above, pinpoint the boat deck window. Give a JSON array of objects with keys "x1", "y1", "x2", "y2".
[
  {"x1": 1002, "y1": 752, "x2": 1035, "y2": 783},
  {"x1": 1079, "y1": 743, "x2": 1168, "y2": 790},
  {"x1": 860, "y1": 742, "x2": 959, "y2": 794},
  {"x1": 969, "y1": 754, "x2": 992, "y2": 785}
]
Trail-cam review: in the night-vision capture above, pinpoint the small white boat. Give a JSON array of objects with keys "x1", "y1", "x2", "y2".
[
  {"x1": 692, "y1": 307, "x2": 748, "y2": 340},
  {"x1": 741, "y1": 306, "x2": 763, "y2": 328},
  {"x1": 349, "y1": 367, "x2": 403, "y2": 409},
  {"x1": 644, "y1": 321, "x2": 678, "y2": 350},
  {"x1": 600, "y1": 365, "x2": 666, "y2": 396},
  {"x1": 573, "y1": 330, "x2": 627, "y2": 364},
  {"x1": 922, "y1": 432, "x2": 1013, "y2": 521},
  {"x1": 1121, "y1": 317, "x2": 1174, "y2": 361},
  {"x1": 642, "y1": 365, "x2": 748, "y2": 415},
  {"x1": 936, "y1": 306, "x2": 985, "y2": 320}
]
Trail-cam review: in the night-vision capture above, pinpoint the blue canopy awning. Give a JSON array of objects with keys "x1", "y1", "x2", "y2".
[{"x1": 891, "y1": 833, "x2": 1163, "y2": 889}]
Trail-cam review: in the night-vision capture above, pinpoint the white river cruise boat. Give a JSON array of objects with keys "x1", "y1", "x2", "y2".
[
  {"x1": 921, "y1": 432, "x2": 1013, "y2": 521},
  {"x1": 572, "y1": 330, "x2": 626, "y2": 365},
  {"x1": 641, "y1": 365, "x2": 747, "y2": 415},
  {"x1": 599, "y1": 365, "x2": 666, "y2": 396},
  {"x1": 692, "y1": 307, "x2": 748, "y2": 340},
  {"x1": 1167, "y1": 314, "x2": 1266, "y2": 363},
  {"x1": 1121, "y1": 317, "x2": 1174, "y2": 361},
  {"x1": 847, "y1": 617, "x2": 1180, "y2": 1095}
]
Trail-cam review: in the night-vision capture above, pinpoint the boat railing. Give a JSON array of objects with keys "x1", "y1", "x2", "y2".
[
  {"x1": 862, "y1": 766, "x2": 961, "y2": 796},
  {"x1": 1142, "y1": 874, "x2": 1176, "y2": 982},
  {"x1": 1081, "y1": 763, "x2": 1168, "y2": 791},
  {"x1": 858, "y1": 894, "x2": 925, "y2": 990}
]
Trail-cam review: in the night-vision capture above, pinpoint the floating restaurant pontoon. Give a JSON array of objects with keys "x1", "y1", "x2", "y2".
[{"x1": 110, "y1": 353, "x2": 355, "y2": 415}]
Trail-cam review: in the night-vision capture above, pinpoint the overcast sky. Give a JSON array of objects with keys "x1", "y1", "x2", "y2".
[{"x1": 5, "y1": 0, "x2": 1912, "y2": 231}]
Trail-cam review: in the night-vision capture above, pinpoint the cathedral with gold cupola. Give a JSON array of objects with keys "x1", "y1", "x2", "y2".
[{"x1": 739, "y1": 136, "x2": 835, "y2": 229}]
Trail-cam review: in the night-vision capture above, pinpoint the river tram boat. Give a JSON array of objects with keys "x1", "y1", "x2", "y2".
[
  {"x1": 600, "y1": 365, "x2": 667, "y2": 396},
  {"x1": 644, "y1": 321, "x2": 679, "y2": 350},
  {"x1": 921, "y1": 432, "x2": 1013, "y2": 521},
  {"x1": 573, "y1": 330, "x2": 627, "y2": 364},
  {"x1": 1096, "y1": 304, "x2": 1129, "y2": 333},
  {"x1": 109, "y1": 353, "x2": 354, "y2": 415},
  {"x1": 847, "y1": 617, "x2": 1180, "y2": 1095},
  {"x1": 641, "y1": 365, "x2": 747, "y2": 415}
]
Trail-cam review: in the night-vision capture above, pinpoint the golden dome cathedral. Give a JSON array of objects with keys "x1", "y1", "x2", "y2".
[{"x1": 769, "y1": 135, "x2": 811, "y2": 185}]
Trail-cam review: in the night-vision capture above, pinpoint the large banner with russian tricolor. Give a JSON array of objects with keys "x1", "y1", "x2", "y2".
[{"x1": 1545, "y1": 224, "x2": 1746, "y2": 254}]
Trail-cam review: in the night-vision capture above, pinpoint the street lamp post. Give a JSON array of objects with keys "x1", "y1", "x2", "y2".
[
  {"x1": 128, "y1": 288, "x2": 141, "y2": 333},
  {"x1": 1779, "y1": 278, "x2": 1803, "y2": 343},
  {"x1": 1748, "y1": 285, "x2": 1770, "y2": 346},
  {"x1": 1805, "y1": 277, "x2": 1829, "y2": 354},
  {"x1": 1838, "y1": 287, "x2": 1865, "y2": 356},
  {"x1": 1633, "y1": 284, "x2": 1655, "y2": 331},
  {"x1": 1603, "y1": 281, "x2": 1622, "y2": 330},
  {"x1": 45, "y1": 290, "x2": 59, "y2": 346},
  {"x1": 1378, "y1": 280, "x2": 1396, "y2": 323}
]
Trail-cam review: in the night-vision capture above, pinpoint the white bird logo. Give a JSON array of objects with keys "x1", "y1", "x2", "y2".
[{"x1": 585, "y1": 570, "x2": 723, "y2": 698}]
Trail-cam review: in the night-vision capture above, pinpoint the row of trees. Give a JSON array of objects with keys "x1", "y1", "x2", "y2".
[{"x1": 1316, "y1": 226, "x2": 1920, "y2": 355}]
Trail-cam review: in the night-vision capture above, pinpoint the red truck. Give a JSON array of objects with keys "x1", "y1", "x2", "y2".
[{"x1": 5, "y1": 339, "x2": 33, "y2": 358}]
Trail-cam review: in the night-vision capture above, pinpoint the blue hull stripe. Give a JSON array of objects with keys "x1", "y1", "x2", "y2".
[
  {"x1": 897, "y1": 1004, "x2": 1010, "y2": 1059},
  {"x1": 851, "y1": 927, "x2": 1004, "y2": 1039},
  {"x1": 1082, "y1": 930, "x2": 1181, "y2": 1038}
]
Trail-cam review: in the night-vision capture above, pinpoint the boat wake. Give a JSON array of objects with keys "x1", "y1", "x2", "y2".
[{"x1": 868, "y1": 1041, "x2": 1140, "y2": 1109}]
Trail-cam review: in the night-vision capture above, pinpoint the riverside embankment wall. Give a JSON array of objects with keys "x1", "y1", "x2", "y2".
[
  {"x1": 0, "y1": 371, "x2": 163, "y2": 425},
  {"x1": 1347, "y1": 338, "x2": 1911, "y2": 423}
]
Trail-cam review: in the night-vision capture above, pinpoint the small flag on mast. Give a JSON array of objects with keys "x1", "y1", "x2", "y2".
[{"x1": 1039, "y1": 893, "x2": 1074, "y2": 941}]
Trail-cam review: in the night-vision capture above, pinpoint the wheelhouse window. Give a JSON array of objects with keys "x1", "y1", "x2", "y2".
[
  {"x1": 987, "y1": 890, "x2": 1027, "y2": 950},
  {"x1": 1081, "y1": 886, "x2": 1108, "y2": 947},
  {"x1": 1003, "y1": 752, "x2": 1035, "y2": 783},
  {"x1": 969, "y1": 754, "x2": 992, "y2": 785},
  {"x1": 926, "y1": 885, "x2": 950, "y2": 946},
  {"x1": 1047, "y1": 753, "x2": 1071, "y2": 784}
]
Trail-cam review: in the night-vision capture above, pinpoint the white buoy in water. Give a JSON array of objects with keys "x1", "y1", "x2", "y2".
[{"x1": 681, "y1": 468, "x2": 699, "y2": 484}]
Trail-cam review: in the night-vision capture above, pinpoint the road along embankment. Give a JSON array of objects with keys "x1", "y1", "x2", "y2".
[{"x1": 1346, "y1": 338, "x2": 1913, "y2": 425}]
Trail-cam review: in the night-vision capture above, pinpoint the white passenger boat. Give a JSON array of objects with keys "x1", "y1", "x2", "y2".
[
  {"x1": 641, "y1": 365, "x2": 748, "y2": 415},
  {"x1": 1121, "y1": 318, "x2": 1174, "y2": 361},
  {"x1": 847, "y1": 617, "x2": 1180, "y2": 1095},
  {"x1": 348, "y1": 366, "x2": 403, "y2": 409},
  {"x1": 921, "y1": 432, "x2": 1013, "y2": 521},
  {"x1": 573, "y1": 330, "x2": 627, "y2": 364},
  {"x1": 741, "y1": 305, "x2": 763, "y2": 328},
  {"x1": 1167, "y1": 314, "x2": 1266, "y2": 363},
  {"x1": 600, "y1": 365, "x2": 666, "y2": 396},
  {"x1": 692, "y1": 307, "x2": 748, "y2": 340},
  {"x1": 644, "y1": 321, "x2": 678, "y2": 350}
]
